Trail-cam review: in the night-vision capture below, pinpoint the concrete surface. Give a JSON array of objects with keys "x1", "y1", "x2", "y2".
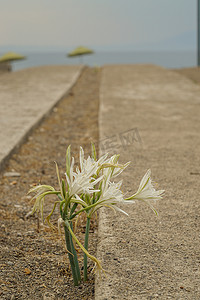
[
  {"x1": 96, "y1": 65, "x2": 200, "y2": 299},
  {"x1": 0, "y1": 65, "x2": 83, "y2": 171}
]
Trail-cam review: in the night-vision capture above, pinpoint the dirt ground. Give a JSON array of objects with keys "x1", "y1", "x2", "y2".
[
  {"x1": 0, "y1": 65, "x2": 199, "y2": 300},
  {"x1": 0, "y1": 67, "x2": 100, "y2": 300}
]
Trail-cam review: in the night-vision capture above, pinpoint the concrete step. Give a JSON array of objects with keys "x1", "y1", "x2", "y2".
[
  {"x1": 96, "y1": 64, "x2": 200, "y2": 299},
  {"x1": 0, "y1": 65, "x2": 83, "y2": 171}
]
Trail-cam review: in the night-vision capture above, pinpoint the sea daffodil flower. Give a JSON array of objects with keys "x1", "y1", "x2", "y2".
[
  {"x1": 28, "y1": 144, "x2": 165, "y2": 285},
  {"x1": 125, "y1": 169, "x2": 164, "y2": 214},
  {"x1": 87, "y1": 180, "x2": 134, "y2": 217}
]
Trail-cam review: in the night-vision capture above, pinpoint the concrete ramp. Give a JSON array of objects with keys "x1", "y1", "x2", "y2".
[
  {"x1": 96, "y1": 65, "x2": 200, "y2": 299},
  {"x1": 0, "y1": 65, "x2": 83, "y2": 171}
]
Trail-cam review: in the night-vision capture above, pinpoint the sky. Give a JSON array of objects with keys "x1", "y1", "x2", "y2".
[{"x1": 0, "y1": 0, "x2": 197, "y2": 51}]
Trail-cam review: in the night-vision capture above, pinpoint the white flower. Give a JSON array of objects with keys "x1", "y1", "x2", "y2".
[
  {"x1": 88, "y1": 180, "x2": 134, "y2": 217},
  {"x1": 79, "y1": 146, "x2": 108, "y2": 177},
  {"x1": 65, "y1": 147, "x2": 108, "y2": 198},
  {"x1": 67, "y1": 147, "x2": 129, "y2": 200},
  {"x1": 126, "y1": 169, "x2": 164, "y2": 214},
  {"x1": 65, "y1": 154, "x2": 103, "y2": 197},
  {"x1": 132, "y1": 169, "x2": 164, "y2": 200},
  {"x1": 65, "y1": 171, "x2": 102, "y2": 197}
]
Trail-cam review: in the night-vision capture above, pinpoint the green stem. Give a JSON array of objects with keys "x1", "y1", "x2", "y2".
[
  {"x1": 70, "y1": 203, "x2": 78, "y2": 218},
  {"x1": 84, "y1": 217, "x2": 91, "y2": 281},
  {"x1": 64, "y1": 225, "x2": 79, "y2": 286},
  {"x1": 70, "y1": 202, "x2": 97, "y2": 220},
  {"x1": 69, "y1": 222, "x2": 81, "y2": 282},
  {"x1": 65, "y1": 220, "x2": 103, "y2": 271}
]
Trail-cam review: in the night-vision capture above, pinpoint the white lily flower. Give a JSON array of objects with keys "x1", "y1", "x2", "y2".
[
  {"x1": 130, "y1": 169, "x2": 164, "y2": 201},
  {"x1": 65, "y1": 170, "x2": 103, "y2": 198},
  {"x1": 65, "y1": 147, "x2": 107, "y2": 198},
  {"x1": 126, "y1": 169, "x2": 164, "y2": 214},
  {"x1": 101, "y1": 180, "x2": 124, "y2": 203},
  {"x1": 89, "y1": 180, "x2": 134, "y2": 217},
  {"x1": 80, "y1": 147, "x2": 98, "y2": 177},
  {"x1": 79, "y1": 146, "x2": 108, "y2": 177}
]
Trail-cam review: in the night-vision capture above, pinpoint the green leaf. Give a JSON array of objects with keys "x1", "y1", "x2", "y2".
[
  {"x1": 55, "y1": 162, "x2": 63, "y2": 199},
  {"x1": 62, "y1": 179, "x2": 66, "y2": 199},
  {"x1": 91, "y1": 142, "x2": 97, "y2": 161},
  {"x1": 66, "y1": 145, "x2": 71, "y2": 177}
]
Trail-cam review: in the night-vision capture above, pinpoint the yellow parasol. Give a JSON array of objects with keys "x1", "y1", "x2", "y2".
[
  {"x1": 0, "y1": 52, "x2": 26, "y2": 63},
  {"x1": 67, "y1": 46, "x2": 94, "y2": 63}
]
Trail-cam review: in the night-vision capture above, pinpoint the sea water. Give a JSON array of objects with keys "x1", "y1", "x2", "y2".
[{"x1": 7, "y1": 51, "x2": 197, "y2": 71}]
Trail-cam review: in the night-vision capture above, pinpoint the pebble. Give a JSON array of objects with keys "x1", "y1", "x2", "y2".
[
  {"x1": 24, "y1": 268, "x2": 31, "y2": 275},
  {"x1": 10, "y1": 181, "x2": 17, "y2": 185},
  {"x1": 21, "y1": 195, "x2": 32, "y2": 200},
  {"x1": 4, "y1": 172, "x2": 21, "y2": 177},
  {"x1": 18, "y1": 218, "x2": 25, "y2": 224},
  {"x1": 14, "y1": 204, "x2": 22, "y2": 208}
]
